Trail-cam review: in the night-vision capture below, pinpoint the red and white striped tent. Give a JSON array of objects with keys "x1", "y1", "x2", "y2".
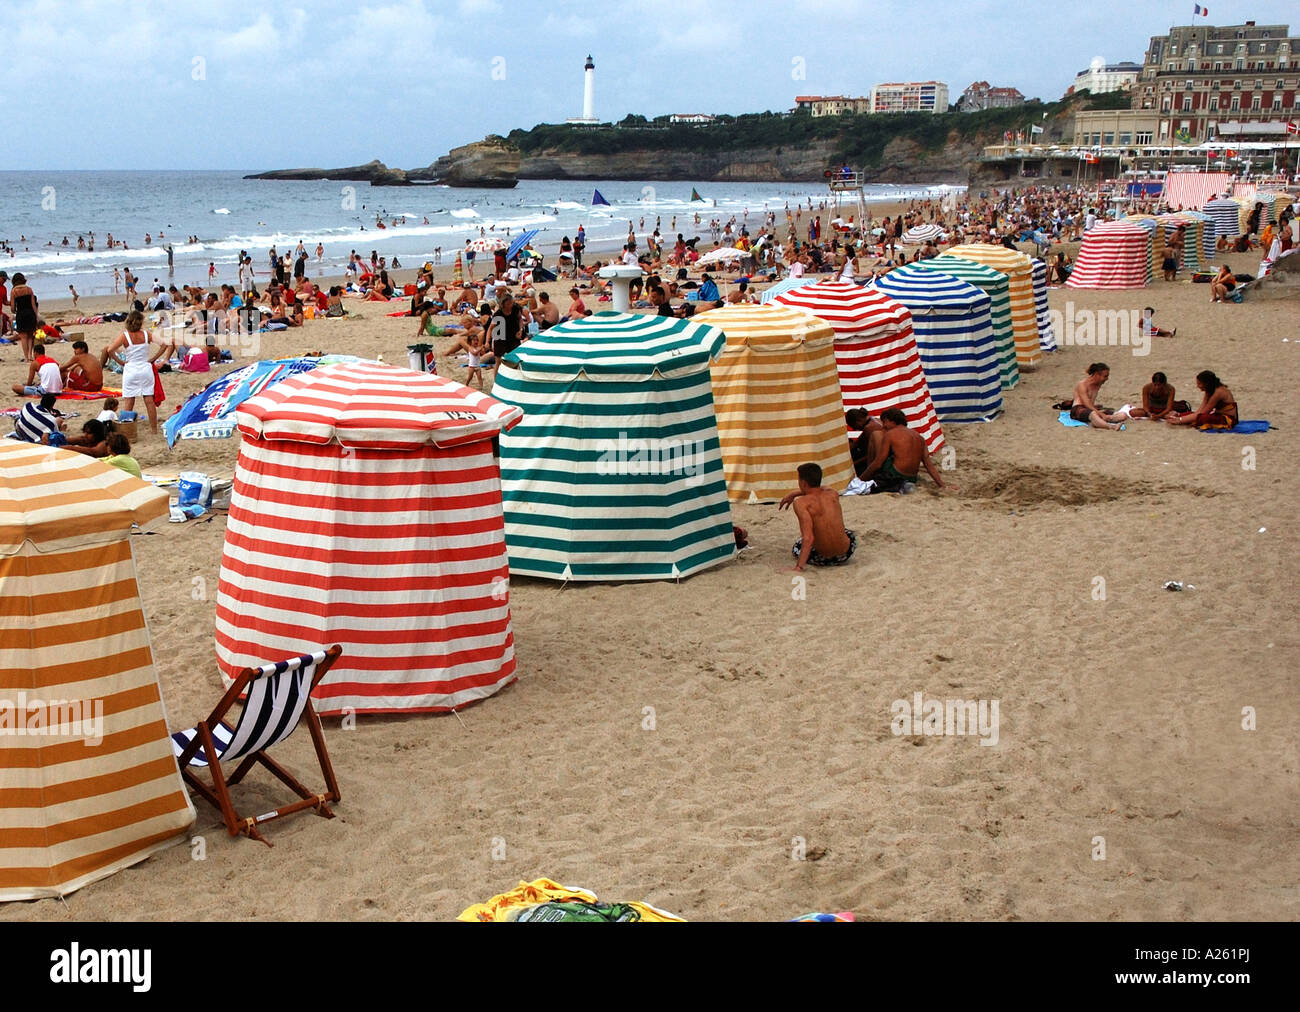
[
  {"x1": 1066, "y1": 221, "x2": 1153, "y2": 290},
  {"x1": 772, "y1": 281, "x2": 944, "y2": 453},
  {"x1": 1162, "y1": 172, "x2": 1231, "y2": 211},
  {"x1": 216, "y1": 362, "x2": 524, "y2": 715}
]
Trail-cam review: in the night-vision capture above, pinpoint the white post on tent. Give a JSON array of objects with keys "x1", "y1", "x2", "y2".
[{"x1": 599, "y1": 265, "x2": 644, "y2": 312}]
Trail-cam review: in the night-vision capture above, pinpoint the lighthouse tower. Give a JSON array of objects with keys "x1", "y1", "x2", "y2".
[
  {"x1": 583, "y1": 55, "x2": 595, "y2": 120},
  {"x1": 566, "y1": 55, "x2": 599, "y2": 124}
]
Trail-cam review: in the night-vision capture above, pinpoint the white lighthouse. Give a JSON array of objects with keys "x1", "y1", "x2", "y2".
[
  {"x1": 583, "y1": 55, "x2": 595, "y2": 120},
  {"x1": 567, "y1": 55, "x2": 599, "y2": 124}
]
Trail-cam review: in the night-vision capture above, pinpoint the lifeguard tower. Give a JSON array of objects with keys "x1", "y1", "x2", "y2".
[{"x1": 828, "y1": 166, "x2": 867, "y2": 233}]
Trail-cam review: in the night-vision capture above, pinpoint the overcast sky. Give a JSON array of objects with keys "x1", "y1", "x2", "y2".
[{"x1": 6, "y1": 0, "x2": 1299, "y2": 170}]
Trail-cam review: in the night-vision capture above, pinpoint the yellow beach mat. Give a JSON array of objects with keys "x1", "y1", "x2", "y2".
[{"x1": 458, "y1": 878, "x2": 684, "y2": 922}]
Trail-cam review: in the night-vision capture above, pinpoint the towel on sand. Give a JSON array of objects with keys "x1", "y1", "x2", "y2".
[
  {"x1": 1200, "y1": 420, "x2": 1270, "y2": 434},
  {"x1": 1058, "y1": 411, "x2": 1089, "y2": 428}
]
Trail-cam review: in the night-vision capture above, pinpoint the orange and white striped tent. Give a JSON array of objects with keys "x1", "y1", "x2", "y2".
[
  {"x1": 216, "y1": 362, "x2": 524, "y2": 715},
  {"x1": 942, "y1": 245, "x2": 1043, "y2": 369},
  {"x1": 693, "y1": 303, "x2": 854, "y2": 501},
  {"x1": 1, "y1": 441, "x2": 194, "y2": 901}
]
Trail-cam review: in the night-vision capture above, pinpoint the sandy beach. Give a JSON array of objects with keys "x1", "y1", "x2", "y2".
[{"x1": 3, "y1": 227, "x2": 1297, "y2": 922}]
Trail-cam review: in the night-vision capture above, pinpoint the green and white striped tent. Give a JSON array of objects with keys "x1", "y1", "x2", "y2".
[
  {"x1": 491, "y1": 312, "x2": 736, "y2": 582},
  {"x1": 911, "y1": 256, "x2": 1020, "y2": 390}
]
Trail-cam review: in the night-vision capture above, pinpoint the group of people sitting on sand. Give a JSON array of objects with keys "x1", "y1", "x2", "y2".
[
  {"x1": 10, "y1": 392, "x2": 142, "y2": 475},
  {"x1": 1070, "y1": 362, "x2": 1238, "y2": 431}
]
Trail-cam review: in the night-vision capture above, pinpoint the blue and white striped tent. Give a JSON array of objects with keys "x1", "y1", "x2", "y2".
[
  {"x1": 1030, "y1": 259, "x2": 1058, "y2": 352},
  {"x1": 491, "y1": 312, "x2": 736, "y2": 582},
  {"x1": 1179, "y1": 210, "x2": 1216, "y2": 260},
  {"x1": 910, "y1": 256, "x2": 1019, "y2": 391},
  {"x1": 869, "y1": 266, "x2": 1002, "y2": 422},
  {"x1": 1203, "y1": 197, "x2": 1241, "y2": 240},
  {"x1": 759, "y1": 276, "x2": 814, "y2": 304}
]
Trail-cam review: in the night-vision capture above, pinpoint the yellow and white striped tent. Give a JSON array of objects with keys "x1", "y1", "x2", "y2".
[
  {"x1": 694, "y1": 303, "x2": 854, "y2": 501},
  {"x1": 0, "y1": 441, "x2": 194, "y2": 901}
]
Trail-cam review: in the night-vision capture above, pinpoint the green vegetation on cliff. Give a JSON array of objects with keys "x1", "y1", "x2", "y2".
[{"x1": 508, "y1": 97, "x2": 1094, "y2": 168}]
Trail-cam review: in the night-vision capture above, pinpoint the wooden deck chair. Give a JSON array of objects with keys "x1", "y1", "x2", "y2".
[{"x1": 171, "y1": 645, "x2": 343, "y2": 846}]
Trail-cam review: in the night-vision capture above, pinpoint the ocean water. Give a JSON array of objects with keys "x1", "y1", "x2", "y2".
[{"x1": 0, "y1": 171, "x2": 964, "y2": 297}]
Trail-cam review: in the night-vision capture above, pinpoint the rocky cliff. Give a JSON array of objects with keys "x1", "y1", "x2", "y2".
[{"x1": 244, "y1": 137, "x2": 520, "y2": 188}]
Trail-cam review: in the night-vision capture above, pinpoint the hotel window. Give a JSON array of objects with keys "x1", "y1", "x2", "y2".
[
  {"x1": 1255, "y1": 79, "x2": 1263, "y2": 88},
  {"x1": 1186, "y1": 80, "x2": 1194, "y2": 90},
  {"x1": 1274, "y1": 97, "x2": 1283, "y2": 110},
  {"x1": 1236, "y1": 59, "x2": 1244, "y2": 69},
  {"x1": 1233, "y1": 80, "x2": 1241, "y2": 89},
  {"x1": 1161, "y1": 98, "x2": 1172, "y2": 112},
  {"x1": 1214, "y1": 62, "x2": 1223, "y2": 71},
  {"x1": 1119, "y1": 132, "x2": 1132, "y2": 144},
  {"x1": 1136, "y1": 131, "x2": 1153, "y2": 144},
  {"x1": 1231, "y1": 96, "x2": 1240, "y2": 110},
  {"x1": 1278, "y1": 80, "x2": 1285, "y2": 89},
  {"x1": 1103, "y1": 133, "x2": 1115, "y2": 144},
  {"x1": 1182, "y1": 97, "x2": 1192, "y2": 111},
  {"x1": 1251, "y1": 96, "x2": 1261, "y2": 110},
  {"x1": 1210, "y1": 97, "x2": 1219, "y2": 110}
]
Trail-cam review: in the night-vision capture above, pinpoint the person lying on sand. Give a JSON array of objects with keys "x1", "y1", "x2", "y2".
[
  {"x1": 1166, "y1": 370, "x2": 1238, "y2": 429},
  {"x1": 1128, "y1": 371, "x2": 1177, "y2": 420},
  {"x1": 1070, "y1": 363, "x2": 1127, "y2": 430},
  {"x1": 61, "y1": 340, "x2": 104, "y2": 391},
  {"x1": 858, "y1": 407, "x2": 951, "y2": 493},
  {"x1": 779, "y1": 462, "x2": 856, "y2": 571}
]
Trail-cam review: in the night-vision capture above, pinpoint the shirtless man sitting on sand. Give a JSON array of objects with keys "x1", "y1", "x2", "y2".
[
  {"x1": 1070, "y1": 363, "x2": 1127, "y2": 430},
  {"x1": 859, "y1": 408, "x2": 950, "y2": 493},
  {"x1": 845, "y1": 408, "x2": 883, "y2": 478},
  {"x1": 778, "y1": 462, "x2": 856, "y2": 571},
  {"x1": 61, "y1": 340, "x2": 104, "y2": 391}
]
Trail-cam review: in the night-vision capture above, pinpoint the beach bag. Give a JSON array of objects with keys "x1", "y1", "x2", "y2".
[
  {"x1": 178, "y1": 471, "x2": 212, "y2": 508},
  {"x1": 183, "y1": 347, "x2": 210, "y2": 372}
]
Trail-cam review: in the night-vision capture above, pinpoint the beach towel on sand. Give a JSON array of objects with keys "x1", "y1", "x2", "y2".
[
  {"x1": 23, "y1": 387, "x2": 122, "y2": 401},
  {"x1": 1058, "y1": 411, "x2": 1089, "y2": 428},
  {"x1": 457, "y1": 878, "x2": 683, "y2": 922},
  {"x1": 1199, "y1": 419, "x2": 1270, "y2": 434}
]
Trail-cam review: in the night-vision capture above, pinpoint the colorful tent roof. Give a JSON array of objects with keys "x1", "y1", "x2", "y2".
[
  {"x1": 1, "y1": 441, "x2": 194, "y2": 901},
  {"x1": 1067, "y1": 221, "x2": 1153, "y2": 290},
  {"x1": 1029, "y1": 258, "x2": 1058, "y2": 352},
  {"x1": 913, "y1": 256, "x2": 1019, "y2": 390},
  {"x1": 1203, "y1": 197, "x2": 1242, "y2": 239},
  {"x1": 868, "y1": 266, "x2": 1002, "y2": 423},
  {"x1": 1163, "y1": 172, "x2": 1231, "y2": 211},
  {"x1": 941, "y1": 244, "x2": 1042, "y2": 368},
  {"x1": 218, "y1": 363, "x2": 523, "y2": 714},
  {"x1": 759, "y1": 276, "x2": 814, "y2": 304},
  {"x1": 491, "y1": 313, "x2": 736, "y2": 582},
  {"x1": 771, "y1": 281, "x2": 944, "y2": 452},
  {"x1": 693, "y1": 303, "x2": 855, "y2": 500}
]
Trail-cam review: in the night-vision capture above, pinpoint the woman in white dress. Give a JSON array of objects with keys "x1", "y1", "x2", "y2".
[
  {"x1": 103, "y1": 310, "x2": 169, "y2": 433},
  {"x1": 838, "y1": 245, "x2": 859, "y2": 284}
]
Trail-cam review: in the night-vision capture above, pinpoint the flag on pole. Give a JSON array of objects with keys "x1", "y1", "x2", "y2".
[
  {"x1": 591, "y1": 189, "x2": 611, "y2": 206},
  {"x1": 1030, "y1": 123, "x2": 1044, "y2": 135},
  {"x1": 1194, "y1": 4, "x2": 1208, "y2": 16},
  {"x1": 690, "y1": 188, "x2": 704, "y2": 202},
  {"x1": 1224, "y1": 148, "x2": 1237, "y2": 157},
  {"x1": 1004, "y1": 130, "x2": 1013, "y2": 142},
  {"x1": 1287, "y1": 122, "x2": 1299, "y2": 135}
]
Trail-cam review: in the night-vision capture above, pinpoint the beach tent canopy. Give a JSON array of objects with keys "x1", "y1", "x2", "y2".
[
  {"x1": 1029, "y1": 258, "x2": 1058, "y2": 351},
  {"x1": 491, "y1": 312, "x2": 736, "y2": 582},
  {"x1": 507, "y1": 229, "x2": 540, "y2": 261},
  {"x1": 901, "y1": 223, "x2": 944, "y2": 244},
  {"x1": 693, "y1": 303, "x2": 855, "y2": 500},
  {"x1": 1163, "y1": 172, "x2": 1232, "y2": 211},
  {"x1": 759, "y1": 276, "x2": 814, "y2": 304},
  {"x1": 1204, "y1": 197, "x2": 1242, "y2": 239},
  {"x1": 1179, "y1": 210, "x2": 1216, "y2": 260},
  {"x1": 216, "y1": 362, "x2": 523, "y2": 715},
  {"x1": 913, "y1": 255, "x2": 1019, "y2": 390},
  {"x1": 1157, "y1": 214, "x2": 1206, "y2": 272},
  {"x1": 772, "y1": 281, "x2": 944, "y2": 453},
  {"x1": 1067, "y1": 220, "x2": 1153, "y2": 290},
  {"x1": 942, "y1": 244, "x2": 1043, "y2": 369},
  {"x1": 1123, "y1": 215, "x2": 1161, "y2": 281},
  {"x1": 0, "y1": 441, "x2": 194, "y2": 901},
  {"x1": 869, "y1": 266, "x2": 1002, "y2": 423}
]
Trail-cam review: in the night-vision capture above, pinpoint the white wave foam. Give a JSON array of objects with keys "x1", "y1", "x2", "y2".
[{"x1": 449, "y1": 208, "x2": 479, "y2": 219}]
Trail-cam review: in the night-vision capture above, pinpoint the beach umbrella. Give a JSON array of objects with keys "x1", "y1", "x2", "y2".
[
  {"x1": 772, "y1": 281, "x2": 944, "y2": 453},
  {"x1": 217, "y1": 362, "x2": 523, "y2": 714},
  {"x1": 869, "y1": 265, "x2": 1002, "y2": 423},
  {"x1": 466, "y1": 236, "x2": 508, "y2": 253},
  {"x1": 0, "y1": 441, "x2": 194, "y2": 900},
  {"x1": 693, "y1": 303, "x2": 855, "y2": 501},
  {"x1": 491, "y1": 312, "x2": 735, "y2": 582},
  {"x1": 942, "y1": 244, "x2": 1042, "y2": 369},
  {"x1": 911, "y1": 255, "x2": 1019, "y2": 390},
  {"x1": 507, "y1": 229, "x2": 540, "y2": 261},
  {"x1": 901, "y1": 223, "x2": 944, "y2": 244},
  {"x1": 694, "y1": 247, "x2": 748, "y2": 267},
  {"x1": 162, "y1": 355, "x2": 349, "y2": 448},
  {"x1": 759, "y1": 276, "x2": 815, "y2": 304}
]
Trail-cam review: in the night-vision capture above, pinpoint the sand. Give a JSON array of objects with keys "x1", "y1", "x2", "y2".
[{"x1": 3, "y1": 229, "x2": 1298, "y2": 922}]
